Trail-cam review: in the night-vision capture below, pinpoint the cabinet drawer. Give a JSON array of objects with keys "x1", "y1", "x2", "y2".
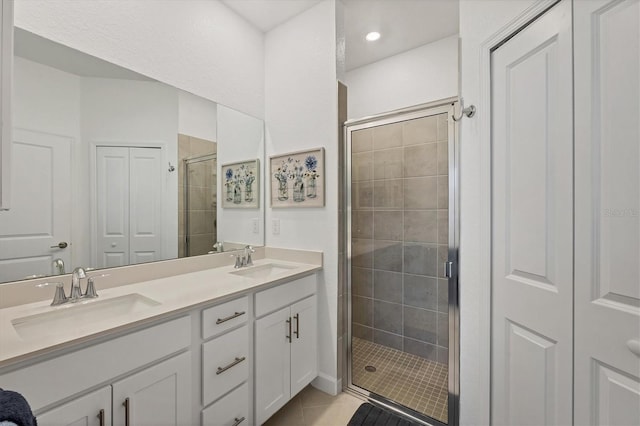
[
  {"x1": 202, "y1": 382, "x2": 249, "y2": 426},
  {"x1": 202, "y1": 326, "x2": 249, "y2": 405},
  {"x1": 202, "y1": 296, "x2": 248, "y2": 339},
  {"x1": 255, "y1": 274, "x2": 316, "y2": 317}
]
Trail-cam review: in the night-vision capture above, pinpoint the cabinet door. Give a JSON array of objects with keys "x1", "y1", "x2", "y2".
[
  {"x1": 112, "y1": 351, "x2": 191, "y2": 426},
  {"x1": 290, "y1": 295, "x2": 317, "y2": 397},
  {"x1": 255, "y1": 306, "x2": 291, "y2": 425},
  {"x1": 37, "y1": 386, "x2": 111, "y2": 426}
]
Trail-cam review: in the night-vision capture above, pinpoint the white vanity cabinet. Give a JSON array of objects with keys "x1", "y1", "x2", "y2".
[
  {"x1": 37, "y1": 352, "x2": 191, "y2": 426},
  {"x1": 112, "y1": 351, "x2": 191, "y2": 426},
  {"x1": 254, "y1": 275, "x2": 318, "y2": 425},
  {"x1": 37, "y1": 387, "x2": 111, "y2": 426},
  {"x1": 0, "y1": 0, "x2": 12, "y2": 210}
]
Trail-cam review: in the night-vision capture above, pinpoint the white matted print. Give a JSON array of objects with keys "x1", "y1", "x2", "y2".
[
  {"x1": 270, "y1": 148, "x2": 324, "y2": 208},
  {"x1": 221, "y1": 159, "x2": 260, "y2": 208}
]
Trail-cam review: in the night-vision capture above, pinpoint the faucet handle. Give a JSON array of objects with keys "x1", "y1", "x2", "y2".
[
  {"x1": 50, "y1": 282, "x2": 67, "y2": 306},
  {"x1": 245, "y1": 245, "x2": 255, "y2": 266},
  {"x1": 231, "y1": 254, "x2": 242, "y2": 269},
  {"x1": 84, "y1": 274, "x2": 109, "y2": 299}
]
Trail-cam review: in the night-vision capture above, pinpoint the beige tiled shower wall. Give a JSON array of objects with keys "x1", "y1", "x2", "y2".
[
  {"x1": 351, "y1": 113, "x2": 449, "y2": 364},
  {"x1": 178, "y1": 134, "x2": 217, "y2": 258}
]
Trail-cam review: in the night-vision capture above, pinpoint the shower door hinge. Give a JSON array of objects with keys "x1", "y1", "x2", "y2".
[{"x1": 444, "y1": 261, "x2": 454, "y2": 278}]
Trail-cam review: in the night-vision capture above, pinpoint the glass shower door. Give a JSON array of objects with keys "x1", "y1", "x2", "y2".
[
  {"x1": 183, "y1": 154, "x2": 217, "y2": 257},
  {"x1": 347, "y1": 103, "x2": 458, "y2": 425}
]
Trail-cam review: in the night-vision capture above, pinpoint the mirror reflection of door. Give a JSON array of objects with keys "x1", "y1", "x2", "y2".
[
  {"x1": 0, "y1": 129, "x2": 72, "y2": 282},
  {"x1": 95, "y1": 146, "x2": 163, "y2": 268}
]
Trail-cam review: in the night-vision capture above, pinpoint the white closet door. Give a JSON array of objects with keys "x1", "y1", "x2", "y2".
[
  {"x1": 129, "y1": 147, "x2": 162, "y2": 264},
  {"x1": 490, "y1": 1, "x2": 573, "y2": 425},
  {"x1": 574, "y1": 1, "x2": 640, "y2": 424},
  {"x1": 96, "y1": 146, "x2": 129, "y2": 268}
]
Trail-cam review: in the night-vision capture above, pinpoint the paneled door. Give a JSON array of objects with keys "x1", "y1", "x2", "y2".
[
  {"x1": 490, "y1": 1, "x2": 574, "y2": 424},
  {"x1": 574, "y1": 1, "x2": 640, "y2": 424},
  {"x1": 0, "y1": 129, "x2": 71, "y2": 282},
  {"x1": 96, "y1": 146, "x2": 162, "y2": 267}
]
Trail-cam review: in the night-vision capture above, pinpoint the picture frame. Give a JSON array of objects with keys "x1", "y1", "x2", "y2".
[
  {"x1": 270, "y1": 147, "x2": 325, "y2": 208},
  {"x1": 221, "y1": 159, "x2": 260, "y2": 209}
]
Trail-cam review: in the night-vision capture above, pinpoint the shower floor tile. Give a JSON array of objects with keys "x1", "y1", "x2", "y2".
[{"x1": 351, "y1": 337, "x2": 449, "y2": 423}]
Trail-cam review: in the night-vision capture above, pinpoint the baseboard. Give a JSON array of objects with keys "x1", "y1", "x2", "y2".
[{"x1": 311, "y1": 373, "x2": 340, "y2": 395}]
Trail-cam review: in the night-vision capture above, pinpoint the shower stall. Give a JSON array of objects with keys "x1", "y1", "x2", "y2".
[
  {"x1": 182, "y1": 153, "x2": 217, "y2": 257},
  {"x1": 344, "y1": 99, "x2": 459, "y2": 425}
]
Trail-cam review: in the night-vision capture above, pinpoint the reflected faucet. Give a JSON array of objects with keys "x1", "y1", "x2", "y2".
[{"x1": 52, "y1": 258, "x2": 65, "y2": 275}]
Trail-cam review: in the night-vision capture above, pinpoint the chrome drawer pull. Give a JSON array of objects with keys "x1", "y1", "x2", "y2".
[
  {"x1": 97, "y1": 409, "x2": 105, "y2": 426},
  {"x1": 232, "y1": 416, "x2": 246, "y2": 426},
  {"x1": 216, "y1": 311, "x2": 246, "y2": 324},
  {"x1": 216, "y1": 356, "x2": 246, "y2": 375}
]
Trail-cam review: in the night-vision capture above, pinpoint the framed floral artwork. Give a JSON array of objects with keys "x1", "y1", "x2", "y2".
[
  {"x1": 270, "y1": 148, "x2": 324, "y2": 208},
  {"x1": 221, "y1": 159, "x2": 260, "y2": 208}
]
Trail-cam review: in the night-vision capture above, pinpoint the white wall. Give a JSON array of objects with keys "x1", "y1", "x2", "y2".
[
  {"x1": 178, "y1": 90, "x2": 217, "y2": 142},
  {"x1": 458, "y1": 1, "x2": 541, "y2": 424},
  {"x1": 217, "y1": 105, "x2": 264, "y2": 247},
  {"x1": 14, "y1": 0, "x2": 265, "y2": 119},
  {"x1": 345, "y1": 35, "x2": 458, "y2": 119},
  {"x1": 265, "y1": 0, "x2": 340, "y2": 394},
  {"x1": 81, "y1": 78, "x2": 179, "y2": 263}
]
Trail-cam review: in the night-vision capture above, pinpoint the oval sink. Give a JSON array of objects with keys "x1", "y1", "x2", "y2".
[
  {"x1": 11, "y1": 293, "x2": 161, "y2": 340},
  {"x1": 229, "y1": 263, "x2": 298, "y2": 280}
]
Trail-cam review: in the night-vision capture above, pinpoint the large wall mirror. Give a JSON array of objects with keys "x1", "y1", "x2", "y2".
[{"x1": 0, "y1": 28, "x2": 265, "y2": 284}]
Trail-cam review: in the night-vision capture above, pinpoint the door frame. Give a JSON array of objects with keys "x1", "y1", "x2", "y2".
[
  {"x1": 90, "y1": 140, "x2": 167, "y2": 268},
  {"x1": 343, "y1": 97, "x2": 460, "y2": 426},
  {"x1": 472, "y1": 0, "x2": 562, "y2": 424}
]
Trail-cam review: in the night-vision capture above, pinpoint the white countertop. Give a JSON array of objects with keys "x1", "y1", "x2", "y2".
[{"x1": 0, "y1": 257, "x2": 321, "y2": 368}]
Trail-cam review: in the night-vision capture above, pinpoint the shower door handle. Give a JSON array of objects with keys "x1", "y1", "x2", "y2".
[{"x1": 444, "y1": 261, "x2": 454, "y2": 278}]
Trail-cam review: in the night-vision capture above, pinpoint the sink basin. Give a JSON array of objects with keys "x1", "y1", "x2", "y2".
[
  {"x1": 229, "y1": 263, "x2": 298, "y2": 280},
  {"x1": 12, "y1": 293, "x2": 161, "y2": 340}
]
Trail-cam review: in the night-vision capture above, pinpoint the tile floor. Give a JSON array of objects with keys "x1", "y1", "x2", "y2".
[
  {"x1": 351, "y1": 337, "x2": 448, "y2": 423},
  {"x1": 263, "y1": 385, "x2": 363, "y2": 426}
]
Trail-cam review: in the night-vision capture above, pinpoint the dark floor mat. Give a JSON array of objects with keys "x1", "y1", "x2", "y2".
[{"x1": 347, "y1": 403, "x2": 420, "y2": 426}]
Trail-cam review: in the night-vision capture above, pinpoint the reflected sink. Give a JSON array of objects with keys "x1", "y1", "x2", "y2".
[
  {"x1": 229, "y1": 263, "x2": 298, "y2": 280},
  {"x1": 12, "y1": 293, "x2": 161, "y2": 340}
]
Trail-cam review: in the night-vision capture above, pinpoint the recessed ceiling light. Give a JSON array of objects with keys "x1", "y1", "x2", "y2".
[{"x1": 365, "y1": 32, "x2": 381, "y2": 42}]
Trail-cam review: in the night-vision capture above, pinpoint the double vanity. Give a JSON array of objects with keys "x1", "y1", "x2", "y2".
[{"x1": 0, "y1": 247, "x2": 322, "y2": 426}]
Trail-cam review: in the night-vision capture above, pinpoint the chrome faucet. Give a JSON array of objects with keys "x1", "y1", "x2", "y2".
[
  {"x1": 69, "y1": 267, "x2": 87, "y2": 302},
  {"x1": 52, "y1": 258, "x2": 65, "y2": 275},
  {"x1": 230, "y1": 246, "x2": 255, "y2": 269}
]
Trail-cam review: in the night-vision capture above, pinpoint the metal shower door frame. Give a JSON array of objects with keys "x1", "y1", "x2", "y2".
[{"x1": 343, "y1": 98, "x2": 460, "y2": 426}]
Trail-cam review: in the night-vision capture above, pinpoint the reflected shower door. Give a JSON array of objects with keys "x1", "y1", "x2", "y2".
[
  {"x1": 184, "y1": 154, "x2": 217, "y2": 257},
  {"x1": 347, "y1": 103, "x2": 458, "y2": 425}
]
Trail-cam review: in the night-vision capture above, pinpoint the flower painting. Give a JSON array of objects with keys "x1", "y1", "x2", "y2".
[
  {"x1": 270, "y1": 148, "x2": 324, "y2": 208},
  {"x1": 221, "y1": 159, "x2": 260, "y2": 208}
]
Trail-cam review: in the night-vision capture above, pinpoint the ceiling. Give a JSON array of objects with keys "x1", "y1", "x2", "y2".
[
  {"x1": 14, "y1": 28, "x2": 154, "y2": 81},
  {"x1": 222, "y1": 0, "x2": 459, "y2": 72}
]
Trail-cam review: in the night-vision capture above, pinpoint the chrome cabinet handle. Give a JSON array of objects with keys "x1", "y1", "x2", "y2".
[
  {"x1": 628, "y1": 339, "x2": 640, "y2": 357},
  {"x1": 216, "y1": 311, "x2": 246, "y2": 324},
  {"x1": 50, "y1": 242, "x2": 68, "y2": 249},
  {"x1": 232, "y1": 416, "x2": 246, "y2": 426},
  {"x1": 122, "y1": 398, "x2": 130, "y2": 426},
  {"x1": 97, "y1": 409, "x2": 105, "y2": 426},
  {"x1": 286, "y1": 317, "x2": 292, "y2": 341},
  {"x1": 216, "y1": 356, "x2": 246, "y2": 375},
  {"x1": 294, "y1": 313, "x2": 300, "y2": 339}
]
